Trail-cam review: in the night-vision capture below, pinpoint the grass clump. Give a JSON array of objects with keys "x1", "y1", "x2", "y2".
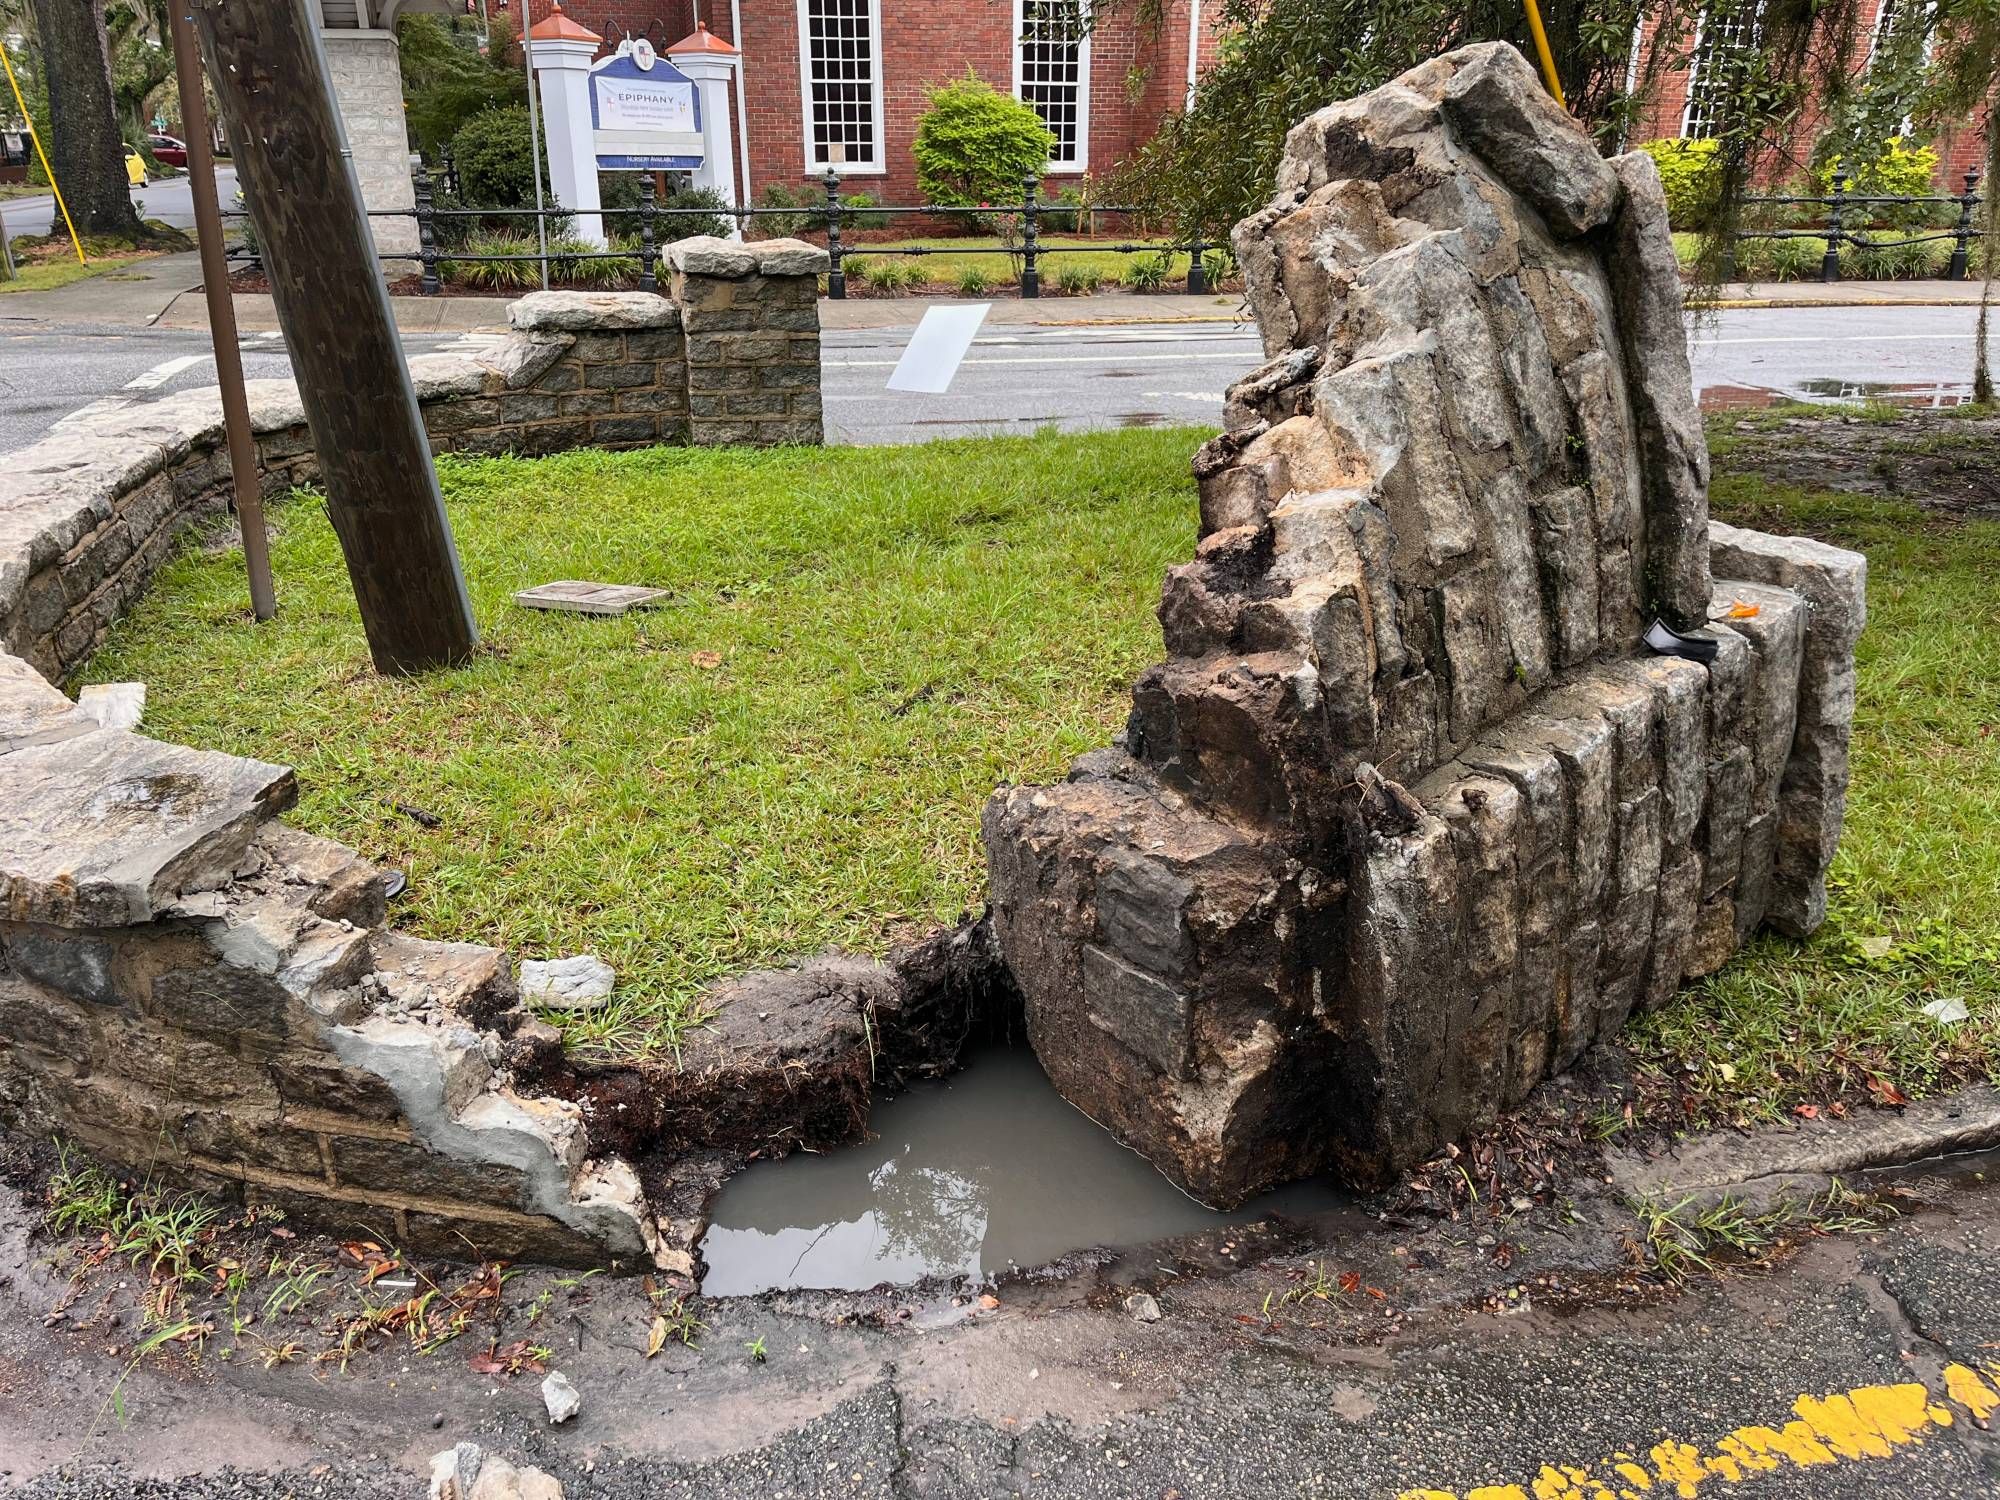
[
  {"x1": 85, "y1": 430, "x2": 1199, "y2": 1056},
  {"x1": 1630, "y1": 453, "x2": 2000, "y2": 1128}
]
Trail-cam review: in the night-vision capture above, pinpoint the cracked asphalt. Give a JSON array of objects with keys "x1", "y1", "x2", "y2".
[{"x1": 8, "y1": 1151, "x2": 2000, "y2": 1498}]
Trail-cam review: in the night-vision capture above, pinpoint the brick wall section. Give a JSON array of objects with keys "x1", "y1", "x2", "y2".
[
  {"x1": 525, "y1": 0, "x2": 1216, "y2": 209},
  {"x1": 668, "y1": 238, "x2": 829, "y2": 446},
  {"x1": 1629, "y1": 0, "x2": 1990, "y2": 192},
  {"x1": 0, "y1": 266, "x2": 824, "y2": 685}
]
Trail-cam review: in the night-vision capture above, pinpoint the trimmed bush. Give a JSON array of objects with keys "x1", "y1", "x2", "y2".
[
  {"x1": 1124, "y1": 253, "x2": 1172, "y2": 292},
  {"x1": 1636, "y1": 138, "x2": 1724, "y2": 231},
  {"x1": 857, "y1": 257, "x2": 922, "y2": 293},
  {"x1": 1054, "y1": 262, "x2": 1103, "y2": 295},
  {"x1": 955, "y1": 265, "x2": 994, "y2": 297},
  {"x1": 913, "y1": 71, "x2": 1056, "y2": 228}
]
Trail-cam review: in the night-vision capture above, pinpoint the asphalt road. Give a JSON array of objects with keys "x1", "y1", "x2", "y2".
[
  {"x1": 0, "y1": 166, "x2": 238, "y2": 244},
  {"x1": 0, "y1": 302, "x2": 1984, "y2": 455},
  {"x1": 9, "y1": 1150, "x2": 2000, "y2": 1498}
]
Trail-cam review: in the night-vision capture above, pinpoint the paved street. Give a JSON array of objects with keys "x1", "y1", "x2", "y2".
[
  {"x1": 0, "y1": 167, "x2": 238, "y2": 244},
  {"x1": 0, "y1": 302, "x2": 1985, "y2": 455},
  {"x1": 9, "y1": 1151, "x2": 2000, "y2": 1498}
]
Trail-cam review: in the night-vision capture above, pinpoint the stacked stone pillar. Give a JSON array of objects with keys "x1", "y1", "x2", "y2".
[
  {"x1": 667, "y1": 238, "x2": 829, "y2": 447},
  {"x1": 982, "y1": 43, "x2": 1867, "y2": 1208}
]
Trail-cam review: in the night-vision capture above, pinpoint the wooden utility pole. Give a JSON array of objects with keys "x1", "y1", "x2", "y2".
[
  {"x1": 187, "y1": 0, "x2": 478, "y2": 674},
  {"x1": 169, "y1": 1, "x2": 275, "y2": 622}
]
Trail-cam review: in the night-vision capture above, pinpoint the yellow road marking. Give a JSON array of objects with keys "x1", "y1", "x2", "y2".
[{"x1": 1397, "y1": 1364, "x2": 2000, "y2": 1500}]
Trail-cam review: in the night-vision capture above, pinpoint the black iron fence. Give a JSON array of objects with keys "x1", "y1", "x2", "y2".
[
  {"x1": 1725, "y1": 170, "x2": 1986, "y2": 283},
  {"x1": 228, "y1": 167, "x2": 1223, "y2": 299}
]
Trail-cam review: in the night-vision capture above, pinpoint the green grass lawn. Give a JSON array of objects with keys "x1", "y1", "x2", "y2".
[
  {"x1": 846, "y1": 235, "x2": 1203, "y2": 293},
  {"x1": 0, "y1": 251, "x2": 156, "y2": 294},
  {"x1": 85, "y1": 431, "x2": 1197, "y2": 1055},
  {"x1": 1629, "y1": 411, "x2": 2000, "y2": 1126},
  {"x1": 83, "y1": 418, "x2": 2000, "y2": 1110}
]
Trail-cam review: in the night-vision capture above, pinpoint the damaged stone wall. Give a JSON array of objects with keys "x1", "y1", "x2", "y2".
[
  {"x1": 0, "y1": 244, "x2": 847, "y2": 1272},
  {"x1": 0, "y1": 238, "x2": 826, "y2": 686},
  {"x1": 0, "y1": 655, "x2": 660, "y2": 1265},
  {"x1": 983, "y1": 44, "x2": 1867, "y2": 1208}
]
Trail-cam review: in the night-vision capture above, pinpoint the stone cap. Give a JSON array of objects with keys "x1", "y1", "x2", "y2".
[
  {"x1": 665, "y1": 236, "x2": 829, "y2": 280},
  {"x1": 507, "y1": 290, "x2": 680, "y2": 332},
  {"x1": 0, "y1": 719, "x2": 296, "y2": 927}
]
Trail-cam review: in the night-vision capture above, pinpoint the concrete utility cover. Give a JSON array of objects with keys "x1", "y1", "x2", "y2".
[{"x1": 513, "y1": 581, "x2": 671, "y2": 616}]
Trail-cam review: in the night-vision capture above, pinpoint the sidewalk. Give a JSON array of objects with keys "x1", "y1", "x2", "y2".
[{"x1": 0, "y1": 247, "x2": 1987, "y2": 333}]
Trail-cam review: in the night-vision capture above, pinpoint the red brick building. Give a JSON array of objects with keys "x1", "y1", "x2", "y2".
[
  {"x1": 517, "y1": 0, "x2": 1222, "y2": 207},
  {"x1": 1627, "y1": 0, "x2": 1987, "y2": 188},
  {"x1": 511, "y1": 0, "x2": 1981, "y2": 213}
]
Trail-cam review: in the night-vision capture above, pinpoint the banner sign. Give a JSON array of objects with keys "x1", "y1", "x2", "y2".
[{"x1": 590, "y1": 43, "x2": 704, "y2": 171}]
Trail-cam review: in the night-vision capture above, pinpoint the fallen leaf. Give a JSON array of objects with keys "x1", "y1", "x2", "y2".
[
  {"x1": 1794, "y1": 1103, "x2": 1821, "y2": 1119},
  {"x1": 1866, "y1": 1076, "x2": 1911, "y2": 1108},
  {"x1": 1859, "y1": 934, "x2": 1895, "y2": 960},
  {"x1": 1716, "y1": 1061, "x2": 1737, "y2": 1082},
  {"x1": 1723, "y1": 602, "x2": 1762, "y2": 619},
  {"x1": 977, "y1": 1293, "x2": 1000, "y2": 1310},
  {"x1": 646, "y1": 1316, "x2": 668, "y2": 1359},
  {"x1": 1922, "y1": 995, "x2": 1970, "y2": 1024},
  {"x1": 1337, "y1": 1270, "x2": 1361, "y2": 1294},
  {"x1": 1363, "y1": 1286, "x2": 1387, "y2": 1300},
  {"x1": 690, "y1": 650, "x2": 723, "y2": 669}
]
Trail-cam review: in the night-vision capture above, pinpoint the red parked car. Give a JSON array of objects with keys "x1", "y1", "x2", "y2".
[{"x1": 148, "y1": 133, "x2": 188, "y2": 168}]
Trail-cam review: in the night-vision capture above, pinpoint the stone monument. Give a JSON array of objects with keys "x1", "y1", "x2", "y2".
[{"x1": 983, "y1": 43, "x2": 1866, "y2": 1206}]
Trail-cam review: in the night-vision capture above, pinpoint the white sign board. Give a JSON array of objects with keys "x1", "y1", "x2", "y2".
[
  {"x1": 590, "y1": 52, "x2": 704, "y2": 170},
  {"x1": 597, "y1": 77, "x2": 696, "y2": 135},
  {"x1": 887, "y1": 303, "x2": 992, "y2": 395}
]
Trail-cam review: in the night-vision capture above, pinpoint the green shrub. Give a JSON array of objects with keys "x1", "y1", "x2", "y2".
[
  {"x1": 399, "y1": 13, "x2": 526, "y2": 156},
  {"x1": 1816, "y1": 137, "x2": 1946, "y2": 230},
  {"x1": 857, "y1": 257, "x2": 922, "y2": 293},
  {"x1": 1042, "y1": 185, "x2": 1088, "y2": 233},
  {"x1": 1636, "y1": 138, "x2": 1724, "y2": 231},
  {"x1": 451, "y1": 106, "x2": 540, "y2": 209},
  {"x1": 754, "y1": 183, "x2": 889, "y2": 236},
  {"x1": 1054, "y1": 262, "x2": 1103, "y2": 295},
  {"x1": 549, "y1": 235, "x2": 640, "y2": 286},
  {"x1": 955, "y1": 265, "x2": 994, "y2": 297},
  {"x1": 913, "y1": 71, "x2": 1056, "y2": 228},
  {"x1": 438, "y1": 232, "x2": 543, "y2": 290},
  {"x1": 653, "y1": 185, "x2": 734, "y2": 243},
  {"x1": 1201, "y1": 247, "x2": 1236, "y2": 285},
  {"x1": 1123, "y1": 253, "x2": 1172, "y2": 291}
]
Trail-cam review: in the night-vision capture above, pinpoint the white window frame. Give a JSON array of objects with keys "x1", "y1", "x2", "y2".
[
  {"x1": 1679, "y1": 0, "x2": 1761, "y2": 140},
  {"x1": 1866, "y1": 0, "x2": 1935, "y2": 135},
  {"x1": 1013, "y1": 0, "x2": 1092, "y2": 175},
  {"x1": 795, "y1": 0, "x2": 887, "y2": 177}
]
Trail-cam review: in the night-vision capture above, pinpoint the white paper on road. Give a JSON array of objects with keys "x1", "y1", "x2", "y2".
[{"x1": 886, "y1": 303, "x2": 991, "y2": 394}]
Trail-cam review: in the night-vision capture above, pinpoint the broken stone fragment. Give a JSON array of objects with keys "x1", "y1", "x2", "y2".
[
  {"x1": 541, "y1": 1369, "x2": 581, "y2": 1425},
  {"x1": 1125, "y1": 1291, "x2": 1163, "y2": 1323},
  {"x1": 430, "y1": 1444, "x2": 565, "y2": 1500},
  {"x1": 519, "y1": 954, "x2": 616, "y2": 1011},
  {"x1": 75, "y1": 681, "x2": 145, "y2": 731}
]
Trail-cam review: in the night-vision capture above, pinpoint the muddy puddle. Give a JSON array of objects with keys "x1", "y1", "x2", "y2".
[{"x1": 699, "y1": 1048, "x2": 1347, "y2": 1297}]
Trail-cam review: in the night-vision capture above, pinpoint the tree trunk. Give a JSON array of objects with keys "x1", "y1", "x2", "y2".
[
  {"x1": 189, "y1": 0, "x2": 479, "y2": 674},
  {"x1": 26, "y1": 0, "x2": 147, "y2": 241}
]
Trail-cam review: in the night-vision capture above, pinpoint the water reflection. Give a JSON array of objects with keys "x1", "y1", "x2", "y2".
[{"x1": 700, "y1": 1048, "x2": 1342, "y2": 1297}]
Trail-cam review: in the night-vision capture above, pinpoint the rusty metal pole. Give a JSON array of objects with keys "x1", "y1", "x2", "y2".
[{"x1": 169, "y1": 1, "x2": 275, "y2": 622}]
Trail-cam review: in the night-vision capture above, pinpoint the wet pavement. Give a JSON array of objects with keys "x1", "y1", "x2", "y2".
[{"x1": 9, "y1": 1136, "x2": 2000, "y2": 1498}]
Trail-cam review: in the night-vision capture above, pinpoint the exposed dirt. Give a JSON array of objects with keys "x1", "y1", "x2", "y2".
[{"x1": 1712, "y1": 406, "x2": 2000, "y2": 518}]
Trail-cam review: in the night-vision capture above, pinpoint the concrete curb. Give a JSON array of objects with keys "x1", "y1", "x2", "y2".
[{"x1": 1608, "y1": 1084, "x2": 2000, "y2": 1209}]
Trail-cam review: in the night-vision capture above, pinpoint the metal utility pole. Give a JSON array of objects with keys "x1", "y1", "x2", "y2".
[
  {"x1": 521, "y1": 5, "x2": 550, "y2": 288},
  {"x1": 188, "y1": 0, "x2": 477, "y2": 674},
  {"x1": 168, "y1": 0, "x2": 274, "y2": 622}
]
